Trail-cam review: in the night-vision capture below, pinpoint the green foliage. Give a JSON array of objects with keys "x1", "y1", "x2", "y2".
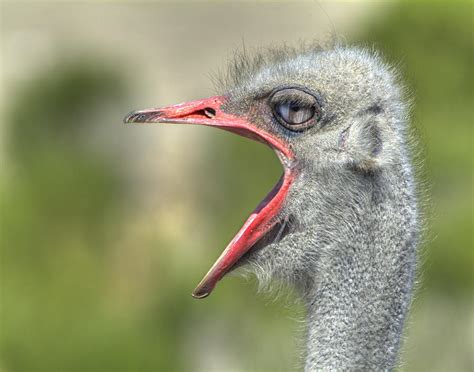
[{"x1": 1, "y1": 62, "x2": 133, "y2": 371}]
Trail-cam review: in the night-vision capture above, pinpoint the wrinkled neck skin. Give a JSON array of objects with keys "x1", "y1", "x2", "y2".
[{"x1": 286, "y1": 162, "x2": 419, "y2": 370}]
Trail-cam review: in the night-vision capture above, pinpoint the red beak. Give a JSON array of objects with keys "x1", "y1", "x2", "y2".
[{"x1": 124, "y1": 95, "x2": 295, "y2": 298}]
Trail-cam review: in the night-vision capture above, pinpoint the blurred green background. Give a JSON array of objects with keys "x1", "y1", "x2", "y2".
[{"x1": 0, "y1": 1, "x2": 472, "y2": 371}]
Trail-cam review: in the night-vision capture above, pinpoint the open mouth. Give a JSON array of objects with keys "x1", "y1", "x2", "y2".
[{"x1": 124, "y1": 95, "x2": 296, "y2": 298}]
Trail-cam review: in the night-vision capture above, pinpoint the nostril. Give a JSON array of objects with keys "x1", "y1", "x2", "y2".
[{"x1": 203, "y1": 107, "x2": 216, "y2": 118}]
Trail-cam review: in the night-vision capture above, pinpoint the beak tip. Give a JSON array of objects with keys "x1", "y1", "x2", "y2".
[
  {"x1": 123, "y1": 110, "x2": 165, "y2": 124},
  {"x1": 123, "y1": 111, "x2": 137, "y2": 124},
  {"x1": 192, "y1": 293, "x2": 209, "y2": 299},
  {"x1": 192, "y1": 286, "x2": 212, "y2": 299}
]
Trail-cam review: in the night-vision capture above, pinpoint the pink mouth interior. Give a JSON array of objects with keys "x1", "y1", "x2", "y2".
[{"x1": 191, "y1": 149, "x2": 294, "y2": 298}]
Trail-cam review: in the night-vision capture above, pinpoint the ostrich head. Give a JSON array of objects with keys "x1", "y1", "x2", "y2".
[{"x1": 125, "y1": 45, "x2": 418, "y2": 369}]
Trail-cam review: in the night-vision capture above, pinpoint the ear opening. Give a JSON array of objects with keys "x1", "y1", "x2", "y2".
[{"x1": 340, "y1": 115, "x2": 395, "y2": 173}]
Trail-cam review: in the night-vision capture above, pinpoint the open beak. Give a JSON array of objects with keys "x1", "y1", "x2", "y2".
[{"x1": 124, "y1": 95, "x2": 295, "y2": 298}]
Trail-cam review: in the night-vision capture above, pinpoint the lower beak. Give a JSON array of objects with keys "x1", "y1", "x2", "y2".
[{"x1": 124, "y1": 95, "x2": 295, "y2": 298}]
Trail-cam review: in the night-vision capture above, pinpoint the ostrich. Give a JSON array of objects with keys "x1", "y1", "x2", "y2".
[{"x1": 124, "y1": 45, "x2": 420, "y2": 370}]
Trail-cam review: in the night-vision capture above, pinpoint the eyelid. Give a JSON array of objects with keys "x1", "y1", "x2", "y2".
[
  {"x1": 269, "y1": 85, "x2": 320, "y2": 98},
  {"x1": 274, "y1": 96, "x2": 313, "y2": 108},
  {"x1": 271, "y1": 91, "x2": 315, "y2": 106}
]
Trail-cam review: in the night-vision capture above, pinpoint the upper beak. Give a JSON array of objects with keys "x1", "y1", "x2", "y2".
[{"x1": 124, "y1": 95, "x2": 295, "y2": 298}]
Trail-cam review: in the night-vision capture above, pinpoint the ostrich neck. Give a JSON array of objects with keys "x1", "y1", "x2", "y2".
[{"x1": 303, "y1": 167, "x2": 418, "y2": 370}]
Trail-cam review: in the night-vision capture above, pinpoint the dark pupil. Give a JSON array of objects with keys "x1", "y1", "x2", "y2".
[{"x1": 290, "y1": 103, "x2": 300, "y2": 112}]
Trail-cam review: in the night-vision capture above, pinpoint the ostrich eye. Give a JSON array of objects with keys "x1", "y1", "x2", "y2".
[
  {"x1": 270, "y1": 88, "x2": 321, "y2": 132},
  {"x1": 276, "y1": 102, "x2": 314, "y2": 124}
]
